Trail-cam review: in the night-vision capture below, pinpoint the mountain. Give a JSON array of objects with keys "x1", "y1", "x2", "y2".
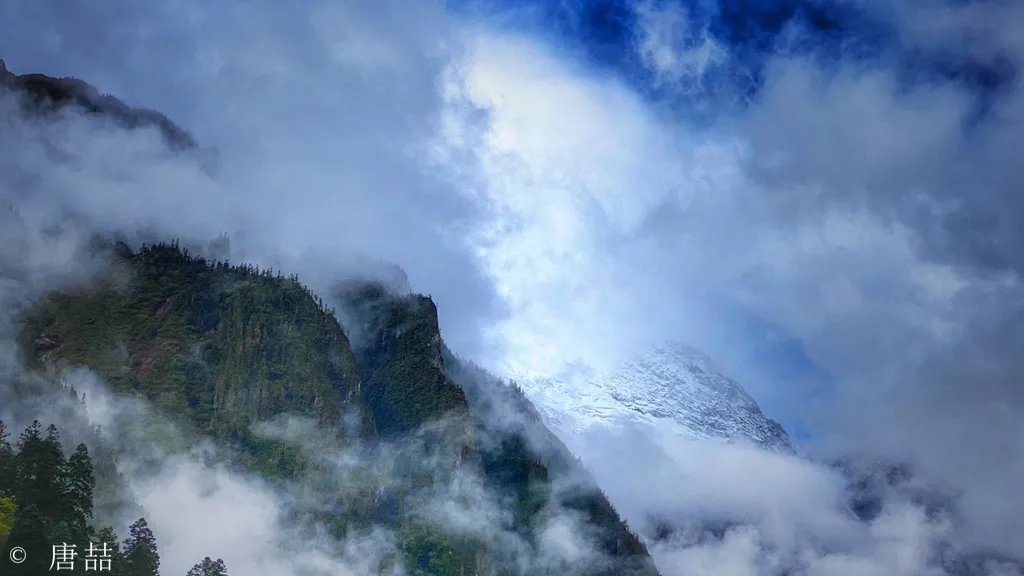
[
  {"x1": 0, "y1": 63, "x2": 661, "y2": 576},
  {"x1": 0, "y1": 58, "x2": 195, "y2": 151},
  {"x1": 834, "y1": 456, "x2": 1024, "y2": 576},
  {"x1": 517, "y1": 343, "x2": 794, "y2": 452}
]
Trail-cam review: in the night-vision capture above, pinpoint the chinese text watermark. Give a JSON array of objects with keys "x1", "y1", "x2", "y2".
[{"x1": 37, "y1": 541, "x2": 115, "y2": 571}]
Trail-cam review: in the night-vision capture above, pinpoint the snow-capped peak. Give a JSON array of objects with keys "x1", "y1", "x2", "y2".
[{"x1": 514, "y1": 341, "x2": 795, "y2": 453}]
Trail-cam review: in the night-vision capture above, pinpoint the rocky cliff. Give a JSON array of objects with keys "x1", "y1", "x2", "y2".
[{"x1": 1, "y1": 63, "x2": 661, "y2": 576}]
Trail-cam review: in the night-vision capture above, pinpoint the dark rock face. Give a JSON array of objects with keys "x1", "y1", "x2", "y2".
[
  {"x1": 2, "y1": 61, "x2": 663, "y2": 576},
  {"x1": 18, "y1": 244, "x2": 662, "y2": 575},
  {"x1": 0, "y1": 58, "x2": 196, "y2": 150}
]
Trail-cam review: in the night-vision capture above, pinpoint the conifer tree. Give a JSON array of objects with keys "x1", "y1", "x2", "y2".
[
  {"x1": 61, "y1": 443, "x2": 95, "y2": 540},
  {"x1": 1, "y1": 503, "x2": 50, "y2": 575},
  {"x1": 15, "y1": 421, "x2": 67, "y2": 524},
  {"x1": 123, "y1": 517, "x2": 160, "y2": 576},
  {"x1": 0, "y1": 421, "x2": 15, "y2": 496},
  {"x1": 96, "y1": 525, "x2": 128, "y2": 576},
  {"x1": 0, "y1": 422, "x2": 198, "y2": 575},
  {"x1": 50, "y1": 518, "x2": 74, "y2": 547},
  {"x1": 186, "y1": 556, "x2": 228, "y2": 576}
]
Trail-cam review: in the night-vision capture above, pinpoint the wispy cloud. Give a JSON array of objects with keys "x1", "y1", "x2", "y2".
[{"x1": 1, "y1": 0, "x2": 1023, "y2": 573}]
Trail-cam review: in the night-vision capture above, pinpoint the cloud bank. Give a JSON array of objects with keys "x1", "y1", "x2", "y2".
[{"x1": 2, "y1": 0, "x2": 1024, "y2": 574}]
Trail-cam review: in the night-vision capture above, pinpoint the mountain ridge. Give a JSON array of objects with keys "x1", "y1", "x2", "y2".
[
  {"x1": 516, "y1": 342, "x2": 795, "y2": 453},
  {"x1": 13, "y1": 238, "x2": 661, "y2": 576},
  {"x1": 0, "y1": 58, "x2": 197, "y2": 151},
  {"x1": 0, "y1": 63, "x2": 661, "y2": 576}
]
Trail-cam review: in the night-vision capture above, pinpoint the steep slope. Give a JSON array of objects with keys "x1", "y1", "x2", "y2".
[
  {"x1": 338, "y1": 280, "x2": 660, "y2": 576},
  {"x1": 442, "y1": 351, "x2": 659, "y2": 576},
  {"x1": 520, "y1": 343, "x2": 794, "y2": 452},
  {"x1": 18, "y1": 242, "x2": 366, "y2": 477},
  {"x1": 2, "y1": 63, "x2": 660, "y2": 576},
  {"x1": 15, "y1": 242, "x2": 658, "y2": 575},
  {"x1": 0, "y1": 58, "x2": 196, "y2": 151}
]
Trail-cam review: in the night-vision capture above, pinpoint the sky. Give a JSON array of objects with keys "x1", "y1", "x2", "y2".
[{"x1": 1, "y1": 0, "x2": 1024, "y2": 574}]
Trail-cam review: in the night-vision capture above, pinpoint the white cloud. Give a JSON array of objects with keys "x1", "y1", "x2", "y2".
[
  {"x1": 633, "y1": 0, "x2": 728, "y2": 92},
  {"x1": 2, "y1": 0, "x2": 1024, "y2": 572}
]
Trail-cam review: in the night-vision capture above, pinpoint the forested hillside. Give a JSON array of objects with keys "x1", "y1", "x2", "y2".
[
  {"x1": 0, "y1": 65, "x2": 661, "y2": 576},
  {"x1": 0, "y1": 417, "x2": 229, "y2": 575},
  {"x1": 12, "y1": 240, "x2": 657, "y2": 575}
]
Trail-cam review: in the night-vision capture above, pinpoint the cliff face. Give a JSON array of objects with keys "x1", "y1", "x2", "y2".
[
  {"x1": 3, "y1": 63, "x2": 660, "y2": 576},
  {"x1": 16, "y1": 242, "x2": 659, "y2": 575},
  {"x1": 19, "y1": 243, "x2": 365, "y2": 476}
]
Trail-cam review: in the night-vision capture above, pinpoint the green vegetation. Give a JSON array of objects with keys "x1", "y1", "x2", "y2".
[
  {"x1": 354, "y1": 290, "x2": 470, "y2": 438},
  {"x1": 13, "y1": 240, "x2": 658, "y2": 575},
  {"x1": 0, "y1": 493, "x2": 16, "y2": 545},
  {"x1": 5, "y1": 64, "x2": 659, "y2": 575},
  {"x1": 185, "y1": 557, "x2": 228, "y2": 576},
  {"x1": 0, "y1": 419, "x2": 227, "y2": 575},
  {"x1": 1, "y1": 63, "x2": 197, "y2": 150},
  {"x1": 21, "y1": 241, "x2": 362, "y2": 479},
  {"x1": 448, "y1": 355, "x2": 659, "y2": 576},
  {"x1": 400, "y1": 522, "x2": 475, "y2": 576}
]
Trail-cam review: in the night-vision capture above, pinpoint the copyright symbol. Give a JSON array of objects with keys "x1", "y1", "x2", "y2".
[{"x1": 9, "y1": 546, "x2": 26, "y2": 564}]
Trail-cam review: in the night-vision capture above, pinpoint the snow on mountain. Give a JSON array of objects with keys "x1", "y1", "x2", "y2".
[{"x1": 514, "y1": 342, "x2": 795, "y2": 453}]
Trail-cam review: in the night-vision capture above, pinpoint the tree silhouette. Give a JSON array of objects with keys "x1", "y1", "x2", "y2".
[
  {"x1": 0, "y1": 420, "x2": 217, "y2": 576},
  {"x1": 123, "y1": 517, "x2": 160, "y2": 576},
  {"x1": 61, "y1": 443, "x2": 95, "y2": 541},
  {"x1": 14, "y1": 421, "x2": 66, "y2": 525},
  {"x1": 186, "y1": 557, "x2": 228, "y2": 576},
  {"x1": 1, "y1": 503, "x2": 50, "y2": 575}
]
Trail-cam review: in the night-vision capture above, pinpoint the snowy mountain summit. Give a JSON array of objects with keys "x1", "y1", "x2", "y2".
[{"x1": 517, "y1": 342, "x2": 795, "y2": 453}]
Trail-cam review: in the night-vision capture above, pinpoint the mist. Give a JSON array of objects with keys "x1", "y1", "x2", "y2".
[
  {"x1": 74, "y1": 370, "x2": 634, "y2": 575},
  {"x1": 1, "y1": 0, "x2": 1023, "y2": 575}
]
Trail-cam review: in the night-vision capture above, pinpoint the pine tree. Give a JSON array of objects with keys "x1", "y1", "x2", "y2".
[
  {"x1": 15, "y1": 421, "x2": 67, "y2": 525},
  {"x1": 0, "y1": 421, "x2": 15, "y2": 497},
  {"x1": 186, "y1": 556, "x2": 228, "y2": 576},
  {"x1": 95, "y1": 525, "x2": 128, "y2": 576},
  {"x1": 61, "y1": 443, "x2": 96, "y2": 540},
  {"x1": 123, "y1": 517, "x2": 160, "y2": 576},
  {"x1": 50, "y1": 518, "x2": 74, "y2": 547},
  {"x1": 1, "y1": 503, "x2": 51, "y2": 576},
  {"x1": 0, "y1": 422, "x2": 219, "y2": 575}
]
